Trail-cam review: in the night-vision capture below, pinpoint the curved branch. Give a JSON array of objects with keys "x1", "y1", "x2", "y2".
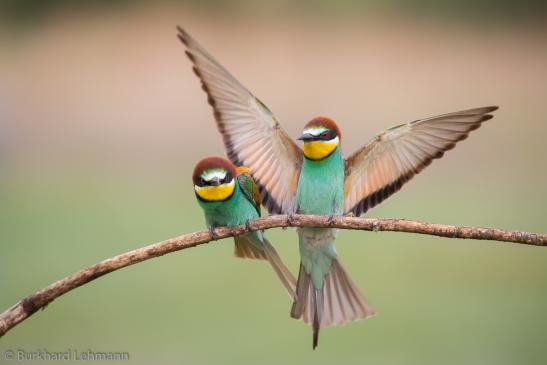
[{"x1": 1, "y1": 214, "x2": 545, "y2": 338}]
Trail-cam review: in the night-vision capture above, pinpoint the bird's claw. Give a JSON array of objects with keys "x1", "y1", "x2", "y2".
[
  {"x1": 327, "y1": 214, "x2": 337, "y2": 227},
  {"x1": 245, "y1": 219, "x2": 253, "y2": 231},
  {"x1": 286, "y1": 213, "x2": 295, "y2": 226},
  {"x1": 208, "y1": 226, "x2": 218, "y2": 241}
]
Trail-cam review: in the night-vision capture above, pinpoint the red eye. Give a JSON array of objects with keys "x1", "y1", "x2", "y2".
[{"x1": 321, "y1": 132, "x2": 329, "y2": 139}]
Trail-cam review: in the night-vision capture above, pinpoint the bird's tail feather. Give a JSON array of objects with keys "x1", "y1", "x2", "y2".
[
  {"x1": 291, "y1": 259, "x2": 375, "y2": 349},
  {"x1": 262, "y1": 238, "x2": 297, "y2": 300},
  {"x1": 234, "y1": 236, "x2": 296, "y2": 300},
  {"x1": 234, "y1": 236, "x2": 267, "y2": 260}
]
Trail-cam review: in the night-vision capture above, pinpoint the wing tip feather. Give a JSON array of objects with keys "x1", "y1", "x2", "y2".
[{"x1": 176, "y1": 26, "x2": 191, "y2": 46}]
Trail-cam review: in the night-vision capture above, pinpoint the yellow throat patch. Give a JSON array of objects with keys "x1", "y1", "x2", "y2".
[
  {"x1": 194, "y1": 180, "x2": 235, "y2": 201},
  {"x1": 303, "y1": 139, "x2": 338, "y2": 160}
]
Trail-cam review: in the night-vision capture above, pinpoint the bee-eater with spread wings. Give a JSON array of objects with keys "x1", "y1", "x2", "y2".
[
  {"x1": 179, "y1": 27, "x2": 498, "y2": 349},
  {"x1": 192, "y1": 157, "x2": 296, "y2": 299}
]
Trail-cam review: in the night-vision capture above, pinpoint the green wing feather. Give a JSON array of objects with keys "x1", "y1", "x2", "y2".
[{"x1": 236, "y1": 167, "x2": 261, "y2": 216}]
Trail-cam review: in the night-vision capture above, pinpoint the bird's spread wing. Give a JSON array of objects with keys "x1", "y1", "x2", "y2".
[
  {"x1": 236, "y1": 167, "x2": 261, "y2": 216},
  {"x1": 343, "y1": 106, "x2": 498, "y2": 216},
  {"x1": 178, "y1": 27, "x2": 302, "y2": 214}
]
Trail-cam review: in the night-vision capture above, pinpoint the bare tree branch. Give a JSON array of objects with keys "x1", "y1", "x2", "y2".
[{"x1": 1, "y1": 214, "x2": 545, "y2": 338}]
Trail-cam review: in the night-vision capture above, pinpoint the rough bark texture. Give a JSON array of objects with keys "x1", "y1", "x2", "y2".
[{"x1": 1, "y1": 214, "x2": 545, "y2": 338}]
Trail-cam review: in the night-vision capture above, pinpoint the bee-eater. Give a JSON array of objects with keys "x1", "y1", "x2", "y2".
[
  {"x1": 192, "y1": 157, "x2": 296, "y2": 299},
  {"x1": 179, "y1": 27, "x2": 498, "y2": 349}
]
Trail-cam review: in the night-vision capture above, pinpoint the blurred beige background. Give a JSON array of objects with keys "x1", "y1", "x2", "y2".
[{"x1": 1, "y1": 1, "x2": 546, "y2": 364}]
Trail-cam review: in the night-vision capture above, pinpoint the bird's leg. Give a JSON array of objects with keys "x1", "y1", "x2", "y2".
[
  {"x1": 327, "y1": 200, "x2": 339, "y2": 226},
  {"x1": 208, "y1": 226, "x2": 218, "y2": 241},
  {"x1": 286, "y1": 212, "x2": 295, "y2": 226},
  {"x1": 284, "y1": 204, "x2": 299, "y2": 229},
  {"x1": 327, "y1": 214, "x2": 337, "y2": 227},
  {"x1": 245, "y1": 219, "x2": 253, "y2": 232}
]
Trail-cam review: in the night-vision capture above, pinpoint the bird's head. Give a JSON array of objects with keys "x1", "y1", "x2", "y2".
[
  {"x1": 298, "y1": 117, "x2": 341, "y2": 160},
  {"x1": 192, "y1": 157, "x2": 237, "y2": 202}
]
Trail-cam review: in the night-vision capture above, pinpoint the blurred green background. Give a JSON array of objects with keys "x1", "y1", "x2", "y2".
[{"x1": 1, "y1": 1, "x2": 546, "y2": 364}]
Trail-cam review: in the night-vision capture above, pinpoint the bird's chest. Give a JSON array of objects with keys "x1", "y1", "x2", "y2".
[
  {"x1": 199, "y1": 190, "x2": 256, "y2": 227},
  {"x1": 296, "y1": 153, "x2": 344, "y2": 215}
]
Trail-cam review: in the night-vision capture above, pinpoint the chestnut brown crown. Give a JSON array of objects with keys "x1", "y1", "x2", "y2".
[
  {"x1": 299, "y1": 117, "x2": 342, "y2": 143},
  {"x1": 192, "y1": 156, "x2": 237, "y2": 186}
]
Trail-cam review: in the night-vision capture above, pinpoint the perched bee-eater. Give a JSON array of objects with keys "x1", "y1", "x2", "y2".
[
  {"x1": 179, "y1": 27, "x2": 498, "y2": 349},
  {"x1": 192, "y1": 157, "x2": 296, "y2": 299}
]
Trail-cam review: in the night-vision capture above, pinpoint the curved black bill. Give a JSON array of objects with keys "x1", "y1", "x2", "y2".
[{"x1": 297, "y1": 133, "x2": 317, "y2": 141}]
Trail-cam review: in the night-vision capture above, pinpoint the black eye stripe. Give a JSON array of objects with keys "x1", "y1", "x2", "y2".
[
  {"x1": 311, "y1": 130, "x2": 336, "y2": 140},
  {"x1": 196, "y1": 173, "x2": 233, "y2": 186}
]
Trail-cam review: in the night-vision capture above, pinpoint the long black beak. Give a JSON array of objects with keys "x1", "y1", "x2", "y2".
[
  {"x1": 297, "y1": 133, "x2": 316, "y2": 141},
  {"x1": 209, "y1": 177, "x2": 222, "y2": 186}
]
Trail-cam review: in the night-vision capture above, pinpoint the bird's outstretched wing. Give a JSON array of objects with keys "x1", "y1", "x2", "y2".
[
  {"x1": 343, "y1": 106, "x2": 498, "y2": 216},
  {"x1": 178, "y1": 27, "x2": 302, "y2": 214}
]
